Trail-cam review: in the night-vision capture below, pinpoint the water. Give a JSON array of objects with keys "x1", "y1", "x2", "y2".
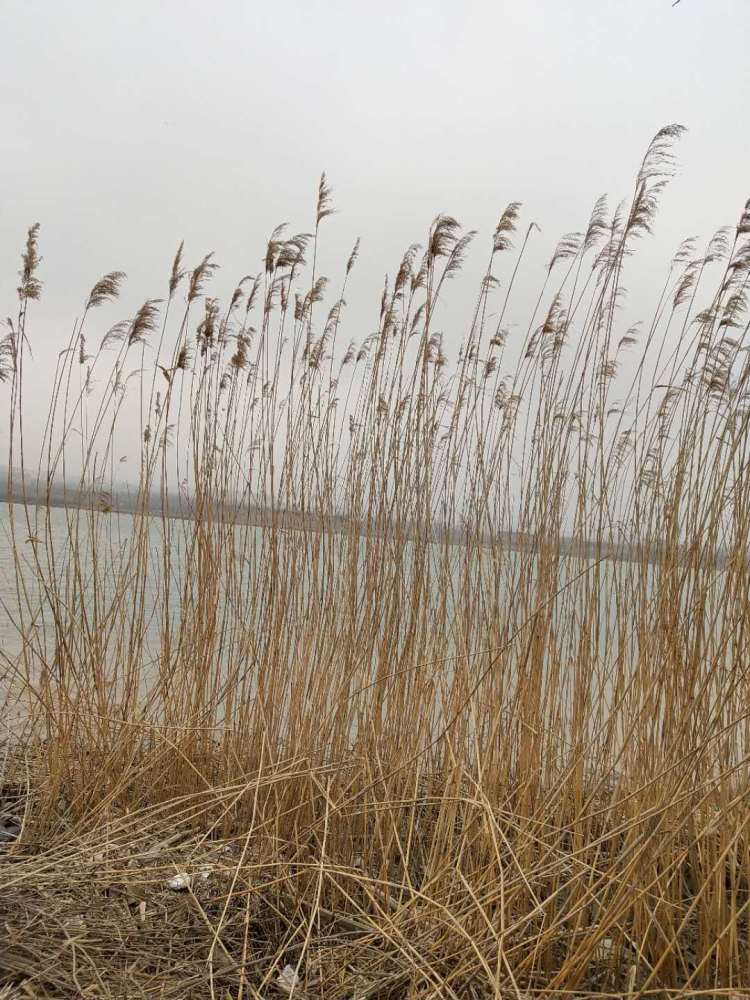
[
  {"x1": 3, "y1": 498, "x2": 744, "y2": 757},
  {"x1": 0, "y1": 499, "x2": 623, "y2": 721}
]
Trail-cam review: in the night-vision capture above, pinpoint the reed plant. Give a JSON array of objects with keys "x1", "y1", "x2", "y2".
[{"x1": 3, "y1": 125, "x2": 750, "y2": 997}]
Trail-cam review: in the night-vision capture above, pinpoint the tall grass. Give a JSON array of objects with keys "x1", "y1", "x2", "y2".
[{"x1": 3, "y1": 125, "x2": 750, "y2": 996}]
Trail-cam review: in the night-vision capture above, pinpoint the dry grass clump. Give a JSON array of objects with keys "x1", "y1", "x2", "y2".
[{"x1": 3, "y1": 125, "x2": 750, "y2": 996}]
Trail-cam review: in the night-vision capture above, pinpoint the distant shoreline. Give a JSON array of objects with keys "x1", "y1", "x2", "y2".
[{"x1": 0, "y1": 487, "x2": 727, "y2": 569}]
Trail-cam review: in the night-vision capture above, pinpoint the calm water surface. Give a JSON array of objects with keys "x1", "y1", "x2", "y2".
[{"x1": 0, "y1": 499, "x2": 689, "y2": 735}]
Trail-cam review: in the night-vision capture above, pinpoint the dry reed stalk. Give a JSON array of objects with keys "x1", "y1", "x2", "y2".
[{"x1": 3, "y1": 128, "x2": 750, "y2": 996}]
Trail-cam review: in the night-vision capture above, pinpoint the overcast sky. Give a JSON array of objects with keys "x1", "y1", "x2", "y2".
[{"x1": 1, "y1": 0, "x2": 749, "y2": 464}]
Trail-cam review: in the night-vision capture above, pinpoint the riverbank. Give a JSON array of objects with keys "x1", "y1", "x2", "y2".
[{"x1": 2, "y1": 741, "x2": 741, "y2": 999}]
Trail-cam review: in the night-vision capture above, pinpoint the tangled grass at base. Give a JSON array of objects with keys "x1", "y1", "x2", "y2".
[{"x1": 3, "y1": 125, "x2": 750, "y2": 997}]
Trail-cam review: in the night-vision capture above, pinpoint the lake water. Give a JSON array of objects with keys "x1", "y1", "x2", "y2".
[{"x1": 2, "y1": 498, "x2": 745, "y2": 760}]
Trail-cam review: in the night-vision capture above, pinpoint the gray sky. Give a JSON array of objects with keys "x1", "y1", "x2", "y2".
[{"x1": 1, "y1": 0, "x2": 749, "y2": 466}]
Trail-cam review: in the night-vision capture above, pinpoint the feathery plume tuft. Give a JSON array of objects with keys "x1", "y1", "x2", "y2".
[
  {"x1": 618, "y1": 323, "x2": 640, "y2": 351},
  {"x1": 705, "y1": 228, "x2": 732, "y2": 264},
  {"x1": 265, "y1": 224, "x2": 288, "y2": 273},
  {"x1": 672, "y1": 237, "x2": 697, "y2": 266},
  {"x1": 346, "y1": 238, "x2": 361, "y2": 276},
  {"x1": 301, "y1": 276, "x2": 328, "y2": 317},
  {"x1": 673, "y1": 260, "x2": 701, "y2": 309},
  {"x1": 443, "y1": 231, "x2": 477, "y2": 279},
  {"x1": 0, "y1": 332, "x2": 14, "y2": 382},
  {"x1": 230, "y1": 334, "x2": 249, "y2": 370},
  {"x1": 582, "y1": 195, "x2": 609, "y2": 253},
  {"x1": 169, "y1": 241, "x2": 186, "y2": 297},
  {"x1": 549, "y1": 233, "x2": 582, "y2": 271},
  {"x1": 277, "y1": 233, "x2": 311, "y2": 270},
  {"x1": 245, "y1": 275, "x2": 261, "y2": 314},
  {"x1": 87, "y1": 271, "x2": 126, "y2": 309},
  {"x1": 316, "y1": 172, "x2": 334, "y2": 226},
  {"x1": 636, "y1": 124, "x2": 687, "y2": 189},
  {"x1": 18, "y1": 223, "x2": 42, "y2": 302},
  {"x1": 341, "y1": 340, "x2": 356, "y2": 366},
  {"x1": 187, "y1": 253, "x2": 218, "y2": 303},
  {"x1": 101, "y1": 320, "x2": 130, "y2": 349},
  {"x1": 395, "y1": 245, "x2": 420, "y2": 295},
  {"x1": 625, "y1": 125, "x2": 686, "y2": 241},
  {"x1": 175, "y1": 343, "x2": 192, "y2": 371},
  {"x1": 197, "y1": 298, "x2": 220, "y2": 355},
  {"x1": 493, "y1": 202, "x2": 522, "y2": 253},
  {"x1": 128, "y1": 299, "x2": 161, "y2": 347},
  {"x1": 429, "y1": 215, "x2": 461, "y2": 260}
]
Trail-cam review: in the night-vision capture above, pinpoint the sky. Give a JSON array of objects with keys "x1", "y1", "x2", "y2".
[{"x1": 1, "y1": 0, "x2": 749, "y2": 471}]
